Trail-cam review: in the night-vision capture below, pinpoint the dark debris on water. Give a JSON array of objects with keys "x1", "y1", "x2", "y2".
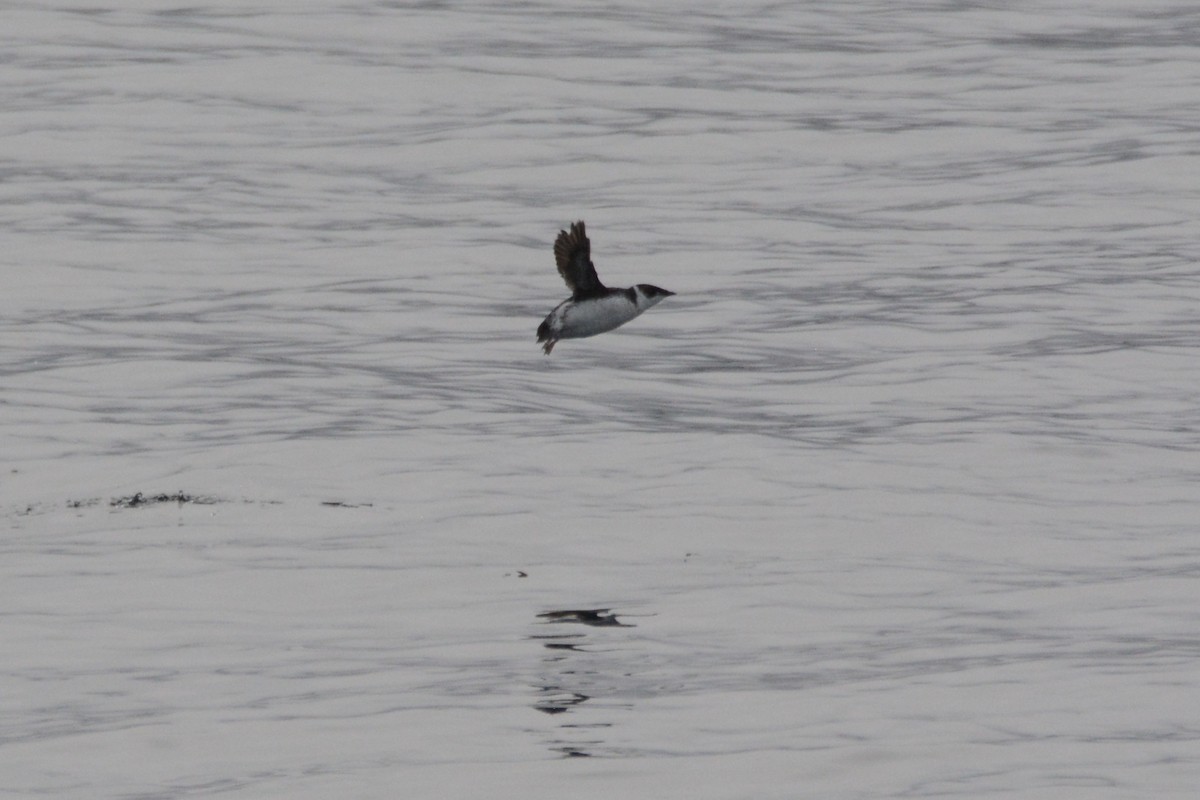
[{"x1": 110, "y1": 491, "x2": 218, "y2": 509}]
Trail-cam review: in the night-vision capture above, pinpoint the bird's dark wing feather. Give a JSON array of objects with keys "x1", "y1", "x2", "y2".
[{"x1": 553, "y1": 220, "x2": 605, "y2": 299}]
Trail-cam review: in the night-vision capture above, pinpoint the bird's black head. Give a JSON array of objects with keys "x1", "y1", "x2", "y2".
[{"x1": 636, "y1": 284, "x2": 675, "y2": 299}]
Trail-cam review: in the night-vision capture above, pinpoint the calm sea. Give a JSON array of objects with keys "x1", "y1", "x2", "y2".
[{"x1": 4, "y1": 2, "x2": 1199, "y2": 797}]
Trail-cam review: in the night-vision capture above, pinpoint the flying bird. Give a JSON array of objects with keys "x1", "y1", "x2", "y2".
[{"x1": 536, "y1": 221, "x2": 674, "y2": 354}]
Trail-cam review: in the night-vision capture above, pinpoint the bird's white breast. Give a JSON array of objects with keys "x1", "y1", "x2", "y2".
[{"x1": 559, "y1": 294, "x2": 643, "y2": 338}]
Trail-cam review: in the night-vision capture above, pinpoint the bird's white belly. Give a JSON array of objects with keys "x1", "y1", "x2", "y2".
[{"x1": 560, "y1": 295, "x2": 643, "y2": 338}]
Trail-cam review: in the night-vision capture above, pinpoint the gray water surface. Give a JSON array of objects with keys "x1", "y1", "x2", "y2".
[{"x1": 4, "y1": 2, "x2": 1200, "y2": 797}]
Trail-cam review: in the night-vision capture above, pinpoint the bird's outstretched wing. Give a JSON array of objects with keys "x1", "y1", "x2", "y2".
[{"x1": 553, "y1": 220, "x2": 605, "y2": 299}]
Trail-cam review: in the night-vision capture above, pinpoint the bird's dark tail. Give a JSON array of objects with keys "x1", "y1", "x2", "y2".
[{"x1": 536, "y1": 320, "x2": 557, "y2": 354}]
